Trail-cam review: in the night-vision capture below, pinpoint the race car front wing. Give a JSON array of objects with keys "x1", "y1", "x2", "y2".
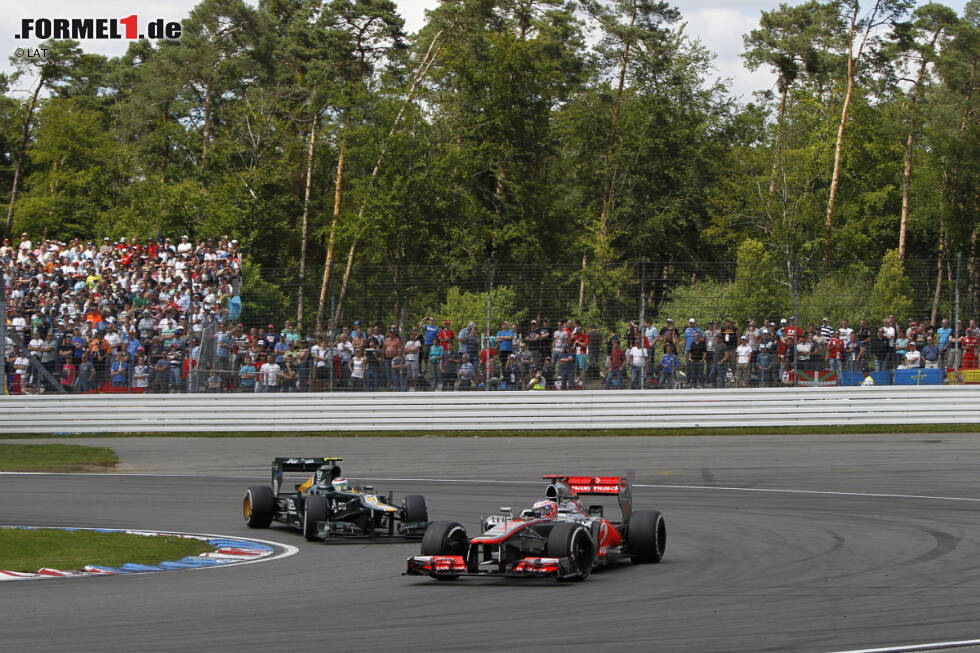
[{"x1": 405, "y1": 555, "x2": 574, "y2": 579}]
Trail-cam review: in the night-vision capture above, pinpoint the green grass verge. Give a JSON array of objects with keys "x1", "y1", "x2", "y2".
[
  {"x1": 0, "y1": 444, "x2": 118, "y2": 471},
  {"x1": 0, "y1": 528, "x2": 213, "y2": 573},
  {"x1": 2, "y1": 424, "x2": 980, "y2": 438}
]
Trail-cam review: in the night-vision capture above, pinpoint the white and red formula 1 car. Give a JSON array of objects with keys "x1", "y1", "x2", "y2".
[{"x1": 405, "y1": 474, "x2": 666, "y2": 581}]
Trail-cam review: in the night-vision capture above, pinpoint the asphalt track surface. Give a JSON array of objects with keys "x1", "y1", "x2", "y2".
[{"x1": 4, "y1": 434, "x2": 980, "y2": 653}]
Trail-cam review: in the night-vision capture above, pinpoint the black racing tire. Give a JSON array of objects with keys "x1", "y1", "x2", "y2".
[
  {"x1": 402, "y1": 494, "x2": 428, "y2": 523},
  {"x1": 303, "y1": 494, "x2": 329, "y2": 541},
  {"x1": 628, "y1": 510, "x2": 666, "y2": 563},
  {"x1": 545, "y1": 522, "x2": 595, "y2": 581},
  {"x1": 420, "y1": 521, "x2": 468, "y2": 581},
  {"x1": 243, "y1": 486, "x2": 274, "y2": 528}
]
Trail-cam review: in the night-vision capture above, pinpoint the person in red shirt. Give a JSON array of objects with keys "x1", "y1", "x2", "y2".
[
  {"x1": 437, "y1": 321, "x2": 455, "y2": 349},
  {"x1": 827, "y1": 329, "x2": 845, "y2": 383},
  {"x1": 961, "y1": 328, "x2": 979, "y2": 369}
]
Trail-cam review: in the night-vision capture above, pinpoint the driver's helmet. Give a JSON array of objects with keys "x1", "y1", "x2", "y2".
[
  {"x1": 529, "y1": 499, "x2": 557, "y2": 519},
  {"x1": 331, "y1": 477, "x2": 349, "y2": 492}
]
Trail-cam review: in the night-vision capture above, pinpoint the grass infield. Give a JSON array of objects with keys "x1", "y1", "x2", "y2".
[
  {"x1": 0, "y1": 528, "x2": 213, "y2": 573},
  {"x1": 0, "y1": 444, "x2": 118, "y2": 472},
  {"x1": 2, "y1": 424, "x2": 980, "y2": 438}
]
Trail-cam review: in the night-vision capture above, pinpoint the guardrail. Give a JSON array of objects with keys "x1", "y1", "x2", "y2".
[{"x1": 2, "y1": 386, "x2": 979, "y2": 433}]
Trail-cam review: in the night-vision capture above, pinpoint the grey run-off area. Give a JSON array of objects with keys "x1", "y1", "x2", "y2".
[{"x1": 4, "y1": 433, "x2": 980, "y2": 653}]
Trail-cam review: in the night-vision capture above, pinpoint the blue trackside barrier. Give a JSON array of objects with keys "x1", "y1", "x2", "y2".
[
  {"x1": 869, "y1": 371, "x2": 892, "y2": 386},
  {"x1": 839, "y1": 371, "x2": 865, "y2": 386}
]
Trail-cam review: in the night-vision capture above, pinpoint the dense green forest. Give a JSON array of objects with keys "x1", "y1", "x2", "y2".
[{"x1": 1, "y1": 0, "x2": 978, "y2": 329}]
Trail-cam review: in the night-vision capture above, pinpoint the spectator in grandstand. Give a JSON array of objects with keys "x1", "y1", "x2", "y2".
[
  {"x1": 687, "y1": 331, "x2": 707, "y2": 388},
  {"x1": 921, "y1": 335, "x2": 941, "y2": 369},
  {"x1": 658, "y1": 344, "x2": 679, "y2": 389},
  {"x1": 735, "y1": 336, "x2": 752, "y2": 388}
]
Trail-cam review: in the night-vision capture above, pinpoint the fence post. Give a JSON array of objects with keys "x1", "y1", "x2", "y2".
[
  {"x1": 639, "y1": 257, "x2": 646, "y2": 327},
  {"x1": 793, "y1": 253, "x2": 799, "y2": 387},
  {"x1": 954, "y1": 253, "x2": 961, "y2": 384},
  {"x1": 485, "y1": 256, "x2": 492, "y2": 391}
]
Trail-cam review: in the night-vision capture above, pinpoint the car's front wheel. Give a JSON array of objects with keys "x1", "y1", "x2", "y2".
[
  {"x1": 243, "y1": 486, "x2": 274, "y2": 528},
  {"x1": 303, "y1": 495, "x2": 329, "y2": 541},
  {"x1": 420, "y1": 521, "x2": 468, "y2": 581},
  {"x1": 545, "y1": 522, "x2": 595, "y2": 581}
]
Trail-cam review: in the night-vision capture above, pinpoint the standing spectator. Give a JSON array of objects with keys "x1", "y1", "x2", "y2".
[
  {"x1": 527, "y1": 368, "x2": 546, "y2": 390},
  {"x1": 109, "y1": 352, "x2": 129, "y2": 388},
  {"x1": 683, "y1": 318, "x2": 702, "y2": 366},
  {"x1": 349, "y1": 350, "x2": 365, "y2": 391},
  {"x1": 870, "y1": 329, "x2": 891, "y2": 372},
  {"x1": 936, "y1": 318, "x2": 953, "y2": 367},
  {"x1": 420, "y1": 317, "x2": 439, "y2": 376},
  {"x1": 391, "y1": 349, "x2": 408, "y2": 391},
  {"x1": 709, "y1": 335, "x2": 729, "y2": 388},
  {"x1": 428, "y1": 341, "x2": 444, "y2": 390},
  {"x1": 259, "y1": 356, "x2": 281, "y2": 392},
  {"x1": 962, "y1": 327, "x2": 979, "y2": 369},
  {"x1": 517, "y1": 342, "x2": 535, "y2": 380},
  {"x1": 495, "y1": 321, "x2": 514, "y2": 367},
  {"x1": 383, "y1": 327, "x2": 402, "y2": 389},
  {"x1": 167, "y1": 342, "x2": 183, "y2": 392},
  {"x1": 558, "y1": 345, "x2": 576, "y2": 390},
  {"x1": 827, "y1": 330, "x2": 845, "y2": 383},
  {"x1": 525, "y1": 320, "x2": 542, "y2": 363},
  {"x1": 132, "y1": 353, "x2": 150, "y2": 391},
  {"x1": 239, "y1": 356, "x2": 257, "y2": 392},
  {"x1": 437, "y1": 320, "x2": 455, "y2": 351},
  {"x1": 538, "y1": 319, "x2": 552, "y2": 362},
  {"x1": 780, "y1": 359, "x2": 796, "y2": 386},
  {"x1": 845, "y1": 331, "x2": 864, "y2": 378},
  {"x1": 457, "y1": 353, "x2": 475, "y2": 390},
  {"x1": 572, "y1": 327, "x2": 589, "y2": 385},
  {"x1": 921, "y1": 336, "x2": 941, "y2": 369},
  {"x1": 796, "y1": 333, "x2": 813, "y2": 372},
  {"x1": 756, "y1": 342, "x2": 774, "y2": 388},
  {"x1": 551, "y1": 322, "x2": 569, "y2": 370},
  {"x1": 605, "y1": 341, "x2": 625, "y2": 389},
  {"x1": 458, "y1": 322, "x2": 480, "y2": 363},
  {"x1": 687, "y1": 331, "x2": 707, "y2": 388},
  {"x1": 819, "y1": 317, "x2": 834, "y2": 339},
  {"x1": 735, "y1": 336, "x2": 752, "y2": 388},
  {"x1": 439, "y1": 346, "x2": 457, "y2": 391},
  {"x1": 627, "y1": 340, "x2": 647, "y2": 389},
  {"x1": 503, "y1": 354, "x2": 522, "y2": 390},
  {"x1": 893, "y1": 331, "x2": 910, "y2": 369},
  {"x1": 298, "y1": 347, "x2": 315, "y2": 391},
  {"x1": 838, "y1": 319, "x2": 854, "y2": 343},
  {"x1": 364, "y1": 340, "x2": 382, "y2": 391},
  {"x1": 658, "y1": 344, "x2": 679, "y2": 389},
  {"x1": 403, "y1": 329, "x2": 422, "y2": 391}
]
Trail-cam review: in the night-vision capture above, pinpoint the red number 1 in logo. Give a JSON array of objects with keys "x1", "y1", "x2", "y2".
[{"x1": 120, "y1": 14, "x2": 138, "y2": 39}]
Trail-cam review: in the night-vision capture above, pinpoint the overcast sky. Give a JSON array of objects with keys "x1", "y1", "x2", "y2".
[{"x1": 1, "y1": 0, "x2": 971, "y2": 100}]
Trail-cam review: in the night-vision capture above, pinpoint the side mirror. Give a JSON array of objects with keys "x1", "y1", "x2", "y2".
[{"x1": 588, "y1": 505, "x2": 604, "y2": 517}]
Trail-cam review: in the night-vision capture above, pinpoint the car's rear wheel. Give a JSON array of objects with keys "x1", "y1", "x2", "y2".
[
  {"x1": 303, "y1": 494, "x2": 329, "y2": 541},
  {"x1": 627, "y1": 510, "x2": 666, "y2": 563},
  {"x1": 243, "y1": 486, "x2": 274, "y2": 528},
  {"x1": 402, "y1": 494, "x2": 428, "y2": 523},
  {"x1": 420, "y1": 521, "x2": 468, "y2": 581},
  {"x1": 545, "y1": 522, "x2": 595, "y2": 581}
]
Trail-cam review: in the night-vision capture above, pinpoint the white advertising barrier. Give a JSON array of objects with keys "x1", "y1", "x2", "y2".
[{"x1": 1, "y1": 385, "x2": 978, "y2": 433}]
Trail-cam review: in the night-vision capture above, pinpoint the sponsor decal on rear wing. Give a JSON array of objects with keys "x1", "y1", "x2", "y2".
[
  {"x1": 542, "y1": 475, "x2": 625, "y2": 495},
  {"x1": 273, "y1": 457, "x2": 342, "y2": 473},
  {"x1": 272, "y1": 458, "x2": 342, "y2": 494}
]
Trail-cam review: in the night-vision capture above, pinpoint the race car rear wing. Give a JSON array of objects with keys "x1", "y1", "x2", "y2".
[
  {"x1": 543, "y1": 475, "x2": 632, "y2": 519},
  {"x1": 272, "y1": 457, "x2": 342, "y2": 494}
]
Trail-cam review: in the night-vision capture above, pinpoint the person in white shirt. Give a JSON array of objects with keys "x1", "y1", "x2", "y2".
[
  {"x1": 735, "y1": 336, "x2": 753, "y2": 387},
  {"x1": 176, "y1": 235, "x2": 193, "y2": 255},
  {"x1": 627, "y1": 344, "x2": 647, "y2": 389},
  {"x1": 900, "y1": 342, "x2": 921, "y2": 369},
  {"x1": 259, "y1": 359, "x2": 281, "y2": 392},
  {"x1": 403, "y1": 329, "x2": 422, "y2": 390}
]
